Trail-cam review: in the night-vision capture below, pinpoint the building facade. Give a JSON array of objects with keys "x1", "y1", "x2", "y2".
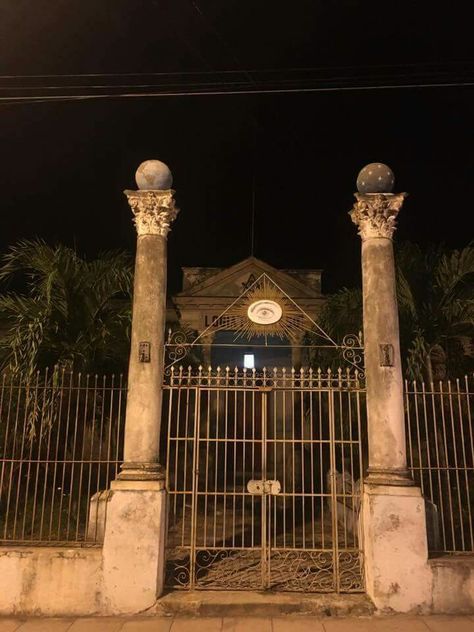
[{"x1": 169, "y1": 256, "x2": 325, "y2": 369}]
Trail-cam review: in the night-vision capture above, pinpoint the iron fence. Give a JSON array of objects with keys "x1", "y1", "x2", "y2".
[
  {"x1": 0, "y1": 368, "x2": 126, "y2": 545},
  {"x1": 405, "y1": 374, "x2": 474, "y2": 554},
  {"x1": 165, "y1": 366, "x2": 366, "y2": 592},
  {"x1": 2, "y1": 363, "x2": 472, "y2": 557}
]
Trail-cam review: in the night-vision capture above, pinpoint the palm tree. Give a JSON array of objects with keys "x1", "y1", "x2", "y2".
[
  {"x1": 0, "y1": 239, "x2": 133, "y2": 376},
  {"x1": 396, "y1": 242, "x2": 474, "y2": 381},
  {"x1": 317, "y1": 286, "x2": 363, "y2": 344},
  {"x1": 312, "y1": 242, "x2": 474, "y2": 380}
]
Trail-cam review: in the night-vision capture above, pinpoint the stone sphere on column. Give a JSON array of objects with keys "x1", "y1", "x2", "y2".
[
  {"x1": 357, "y1": 162, "x2": 395, "y2": 193},
  {"x1": 135, "y1": 159, "x2": 173, "y2": 190}
]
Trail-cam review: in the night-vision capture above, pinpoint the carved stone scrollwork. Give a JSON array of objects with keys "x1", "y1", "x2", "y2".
[
  {"x1": 350, "y1": 193, "x2": 406, "y2": 240},
  {"x1": 124, "y1": 189, "x2": 179, "y2": 237}
]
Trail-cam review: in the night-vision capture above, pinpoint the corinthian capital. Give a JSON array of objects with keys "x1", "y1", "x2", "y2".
[
  {"x1": 350, "y1": 193, "x2": 406, "y2": 240},
  {"x1": 124, "y1": 189, "x2": 179, "y2": 237}
]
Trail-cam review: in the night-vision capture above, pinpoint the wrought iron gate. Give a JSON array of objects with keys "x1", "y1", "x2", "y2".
[{"x1": 164, "y1": 366, "x2": 365, "y2": 592}]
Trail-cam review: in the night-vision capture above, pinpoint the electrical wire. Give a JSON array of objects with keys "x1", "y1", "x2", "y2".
[
  {"x1": 0, "y1": 59, "x2": 472, "y2": 80},
  {"x1": 0, "y1": 80, "x2": 472, "y2": 105}
]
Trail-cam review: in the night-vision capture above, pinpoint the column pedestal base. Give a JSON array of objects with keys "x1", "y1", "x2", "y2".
[
  {"x1": 117, "y1": 461, "x2": 165, "y2": 481},
  {"x1": 102, "y1": 479, "x2": 167, "y2": 614},
  {"x1": 365, "y1": 467, "x2": 415, "y2": 487},
  {"x1": 362, "y1": 483, "x2": 432, "y2": 613}
]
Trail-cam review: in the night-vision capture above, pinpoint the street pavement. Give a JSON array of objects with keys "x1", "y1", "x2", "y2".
[{"x1": 0, "y1": 616, "x2": 474, "y2": 632}]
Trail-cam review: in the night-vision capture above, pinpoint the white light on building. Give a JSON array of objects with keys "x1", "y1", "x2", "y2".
[{"x1": 244, "y1": 354, "x2": 255, "y2": 369}]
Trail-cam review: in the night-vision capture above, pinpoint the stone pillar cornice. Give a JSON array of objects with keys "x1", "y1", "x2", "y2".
[
  {"x1": 124, "y1": 189, "x2": 179, "y2": 237},
  {"x1": 350, "y1": 192, "x2": 407, "y2": 240}
]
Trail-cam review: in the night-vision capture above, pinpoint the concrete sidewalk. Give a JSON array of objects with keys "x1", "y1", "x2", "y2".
[{"x1": 1, "y1": 616, "x2": 474, "y2": 631}]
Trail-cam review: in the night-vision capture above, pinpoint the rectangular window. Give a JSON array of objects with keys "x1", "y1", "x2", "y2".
[{"x1": 244, "y1": 354, "x2": 255, "y2": 369}]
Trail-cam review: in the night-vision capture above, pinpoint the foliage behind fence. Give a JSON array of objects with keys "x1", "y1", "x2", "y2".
[
  {"x1": 405, "y1": 374, "x2": 474, "y2": 554},
  {"x1": 0, "y1": 368, "x2": 126, "y2": 545}
]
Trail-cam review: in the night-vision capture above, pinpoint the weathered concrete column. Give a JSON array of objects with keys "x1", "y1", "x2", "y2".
[
  {"x1": 350, "y1": 188, "x2": 410, "y2": 486},
  {"x1": 350, "y1": 163, "x2": 431, "y2": 613},
  {"x1": 102, "y1": 160, "x2": 178, "y2": 614},
  {"x1": 119, "y1": 177, "x2": 178, "y2": 480},
  {"x1": 291, "y1": 333, "x2": 305, "y2": 369},
  {"x1": 200, "y1": 331, "x2": 215, "y2": 367}
]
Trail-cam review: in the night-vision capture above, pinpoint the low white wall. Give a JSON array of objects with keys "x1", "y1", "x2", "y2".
[
  {"x1": 430, "y1": 556, "x2": 474, "y2": 614},
  {"x1": 1, "y1": 545, "x2": 473, "y2": 615},
  {"x1": 0, "y1": 546, "x2": 102, "y2": 616}
]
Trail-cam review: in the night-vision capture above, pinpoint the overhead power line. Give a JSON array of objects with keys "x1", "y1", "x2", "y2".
[
  {"x1": 0, "y1": 80, "x2": 473, "y2": 105},
  {"x1": 0, "y1": 59, "x2": 472, "y2": 80},
  {"x1": 0, "y1": 63, "x2": 472, "y2": 104}
]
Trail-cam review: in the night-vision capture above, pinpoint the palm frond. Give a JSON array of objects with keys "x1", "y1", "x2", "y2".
[
  {"x1": 435, "y1": 244, "x2": 474, "y2": 309},
  {"x1": 317, "y1": 287, "x2": 363, "y2": 343},
  {"x1": 0, "y1": 241, "x2": 133, "y2": 374}
]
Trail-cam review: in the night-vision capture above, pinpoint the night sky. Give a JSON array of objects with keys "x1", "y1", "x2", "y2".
[{"x1": 0, "y1": 1, "x2": 472, "y2": 294}]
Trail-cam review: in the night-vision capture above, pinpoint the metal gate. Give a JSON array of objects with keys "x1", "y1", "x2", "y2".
[{"x1": 164, "y1": 366, "x2": 365, "y2": 592}]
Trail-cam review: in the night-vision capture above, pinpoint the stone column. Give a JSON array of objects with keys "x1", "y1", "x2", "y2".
[
  {"x1": 350, "y1": 191, "x2": 410, "y2": 486},
  {"x1": 350, "y1": 164, "x2": 431, "y2": 613},
  {"x1": 200, "y1": 331, "x2": 215, "y2": 367},
  {"x1": 119, "y1": 186, "x2": 178, "y2": 480},
  {"x1": 291, "y1": 333, "x2": 305, "y2": 369},
  {"x1": 102, "y1": 160, "x2": 178, "y2": 614}
]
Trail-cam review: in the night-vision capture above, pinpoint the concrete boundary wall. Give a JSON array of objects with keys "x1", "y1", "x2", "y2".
[
  {"x1": 0, "y1": 547, "x2": 102, "y2": 616},
  {"x1": 430, "y1": 557, "x2": 474, "y2": 614},
  {"x1": 0, "y1": 545, "x2": 473, "y2": 615}
]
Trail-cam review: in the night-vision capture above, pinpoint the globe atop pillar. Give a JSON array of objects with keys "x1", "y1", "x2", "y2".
[
  {"x1": 135, "y1": 159, "x2": 173, "y2": 190},
  {"x1": 357, "y1": 162, "x2": 394, "y2": 193}
]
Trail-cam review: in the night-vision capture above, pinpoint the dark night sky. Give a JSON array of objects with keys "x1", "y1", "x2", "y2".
[{"x1": 0, "y1": 1, "x2": 472, "y2": 294}]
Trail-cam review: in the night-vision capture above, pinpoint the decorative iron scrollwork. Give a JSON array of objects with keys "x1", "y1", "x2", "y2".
[
  {"x1": 164, "y1": 330, "x2": 191, "y2": 374},
  {"x1": 269, "y1": 550, "x2": 336, "y2": 592},
  {"x1": 195, "y1": 549, "x2": 262, "y2": 590},
  {"x1": 341, "y1": 333, "x2": 365, "y2": 377},
  {"x1": 165, "y1": 548, "x2": 191, "y2": 588},
  {"x1": 338, "y1": 551, "x2": 365, "y2": 592}
]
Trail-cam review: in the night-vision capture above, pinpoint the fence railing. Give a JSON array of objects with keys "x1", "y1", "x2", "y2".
[
  {"x1": 405, "y1": 374, "x2": 474, "y2": 554},
  {"x1": 0, "y1": 368, "x2": 126, "y2": 545},
  {"x1": 2, "y1": 366, "x2": 472, "y2": 555}
]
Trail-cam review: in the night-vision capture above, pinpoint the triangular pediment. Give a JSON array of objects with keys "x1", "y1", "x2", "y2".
[{"x1": 176, "y1": 257, "x2": 321, "y2": 299}]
